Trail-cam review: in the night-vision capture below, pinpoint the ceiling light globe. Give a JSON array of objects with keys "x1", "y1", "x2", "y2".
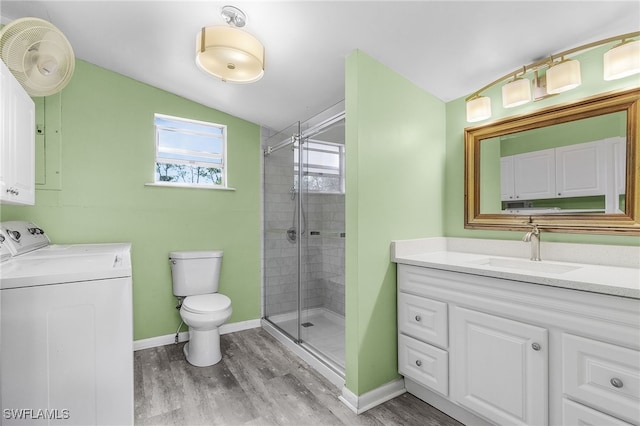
[
  {"x1": 604, "y1": 39, "x2": 640, "y2": 81},
  {"x1": 502, "y1": 78, "x2": 531, "y2": 108},
  {"x1": 196, "y1": 26, "x2": 264, "y2": 83},
  {"x1": 466, "y1": 96, "x2": 492, "y2": 122},
  {"x1": 546, "y1": 59, "x2": 581, "y2": 94}
]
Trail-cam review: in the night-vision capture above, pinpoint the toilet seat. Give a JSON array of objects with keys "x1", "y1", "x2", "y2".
[{"x1": 182, "y1": 294, "x2": 231, "y2": 314}]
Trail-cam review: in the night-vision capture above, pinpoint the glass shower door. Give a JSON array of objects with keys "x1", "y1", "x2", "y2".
[
  {"x1": 298, "y1": 114, "x2": 346, "y2": 371},
  {"x1": 263, "y1": 122, "x2": 301, "y2": 341}
]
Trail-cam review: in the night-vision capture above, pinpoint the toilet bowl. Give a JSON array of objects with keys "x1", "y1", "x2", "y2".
[
  {"x1": 169, "y1": 250, "x2": 232, "y2": 367},
  {"x1": 180, "y1": 293, "x2": 232, "y2": 366}
]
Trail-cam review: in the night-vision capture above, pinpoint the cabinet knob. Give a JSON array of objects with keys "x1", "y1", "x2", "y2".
[
  {"x1": 531, "y1": 342, "x2": 541, "y2": 351},
  {"x1": 415, "y1": 315, "x2": 421, "y2": 322},
  {"x1": 610, "y1": 377, "x2": 624, "y2": 388},
  {"x1": 415, "y1": 360, "x2": 422, "y2": 367}
]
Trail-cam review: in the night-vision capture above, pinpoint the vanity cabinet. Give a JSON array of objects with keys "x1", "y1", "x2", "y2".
[
  {"x1": 0, "y1": 60, "x2": 35, "y2": 205},
  {"x1": 397, "y1": 263, "x2": 640, "y2": 426},
  {"x1": 451, "y1": 307, "x2": 548, "y2": 426}
]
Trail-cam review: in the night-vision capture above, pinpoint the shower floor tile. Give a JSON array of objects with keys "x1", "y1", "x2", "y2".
[{"x1": 270, "y1": 308, "x2": 345, "y2": 370}]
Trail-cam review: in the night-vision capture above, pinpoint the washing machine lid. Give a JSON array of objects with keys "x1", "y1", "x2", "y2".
[{"x1": 182, "y1": 294, "x2": 231, "y2": 314}]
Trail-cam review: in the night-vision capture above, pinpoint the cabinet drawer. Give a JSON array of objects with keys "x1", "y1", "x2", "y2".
[
  {"x1": 563, "y1": 334, "x2": 640, "y2": 425},
  {"x1": 398, "y1": 334, "x2": 448, "y2": 396},
  {"x1": 563, "y1": 398, "x2": 633, "y2": 426},
  {"x1": 398, "y1": 292, "x2": 447, "y2": 348}
]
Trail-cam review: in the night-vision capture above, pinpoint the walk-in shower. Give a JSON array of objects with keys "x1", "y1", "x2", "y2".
[{"x1": 262, "y1": 103, "x2": 345, "y2": 379}]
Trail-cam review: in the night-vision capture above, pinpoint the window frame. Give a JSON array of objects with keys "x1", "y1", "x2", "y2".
[
  {"x1": 294, "y1": 138, "x2": 346, "y2": 194},
  {"x1": 151, "y1": 113, "x2": 229, "y2": 189}
]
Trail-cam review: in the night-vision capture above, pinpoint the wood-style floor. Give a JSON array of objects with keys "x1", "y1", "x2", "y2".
[{"x1": 134, "y1": 327, "x2": 463, "y2": 426}]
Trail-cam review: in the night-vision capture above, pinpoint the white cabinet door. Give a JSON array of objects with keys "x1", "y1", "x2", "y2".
[
  {"x1": 555, "y1": 141, "x2": 606, "y2": 198},
  {"x1": 451, "y1": 306, "x2": 548, "y2": 426},
  {"x1": 0, "y1": 60, "x2": 35, "y2": 205},
  {"x1": 513, "y1": 148, "x2": 556, "y2": 200},
  {"x1": 500, "y1": 156, "x2": 516, "y2": 201}
]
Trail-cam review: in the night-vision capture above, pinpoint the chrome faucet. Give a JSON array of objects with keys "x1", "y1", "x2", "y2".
[{"x1": 523, "y1": 224, "x2": 541, "y2": 261}]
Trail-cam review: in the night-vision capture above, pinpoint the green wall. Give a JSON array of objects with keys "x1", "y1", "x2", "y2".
[
  {"x1": 0, "y1": 60, "x2": 262, "y2": 340},
  {"x1": 444, "y1": 41, "x2": 640, "y2": 246},
  {"x1": 344, "y1": 50, "x2": 446, "y2": 395}
]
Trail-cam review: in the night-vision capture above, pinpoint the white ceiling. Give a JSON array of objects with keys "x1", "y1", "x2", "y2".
[{"x1": 1, "y1": 1, "x2": 638, "y2": 131}]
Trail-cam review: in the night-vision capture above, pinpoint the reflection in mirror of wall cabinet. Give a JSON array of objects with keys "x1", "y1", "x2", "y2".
[
  {"x1": 0, "y1": 60, "x2": 35, "y2": 205},
  {"x1": 500, "y1": 138, "x2": 623, "y2": 213},
  {"x1": 465, "y1": 88, "x2": 640, "y2": 235},
  {"x1": 397, "y1": 263, "x2": 640, "y2": 426}
]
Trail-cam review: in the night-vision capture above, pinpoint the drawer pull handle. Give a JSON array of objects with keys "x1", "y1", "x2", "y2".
[
  {"x1": 610, "y1": 377, "x2": 624, "y2": 388},
  {"x1": 531, "y1": 342, "x2": 541, "y2": 351},
  {"x1": 415, "y1": 315, "x2": 421, "y2": 322},
  {"x1": 415, "y1": 360, "x2": 422, "y2": 367}
]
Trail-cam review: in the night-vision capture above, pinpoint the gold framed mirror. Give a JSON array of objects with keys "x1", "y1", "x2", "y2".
[{"x1": 464, "y1": 87, "x2": 639, "y2": 235}]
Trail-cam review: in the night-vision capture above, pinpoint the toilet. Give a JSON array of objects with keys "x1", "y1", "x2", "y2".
[{"x1": 169, "y1": 250, "x2": 232, "y2": 367}]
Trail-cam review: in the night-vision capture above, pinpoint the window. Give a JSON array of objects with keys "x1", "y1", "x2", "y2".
[
  {"x1": 294, "y1": 139, "x2": 345, "y2": 193},
  {"x1": 153, "y1": 114, "x2": 227, "y2": 187}
]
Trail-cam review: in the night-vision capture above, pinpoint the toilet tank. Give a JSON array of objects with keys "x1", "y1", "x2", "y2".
[{"x1": 169, "y1": 250, "x2": 223, "y2": 296}]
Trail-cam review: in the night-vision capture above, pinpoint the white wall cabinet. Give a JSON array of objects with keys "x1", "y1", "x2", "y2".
[
  {"x1": 501, "y1": 148, "x2": 555, "y2": 201},
  {"x1": 500, "y1": 139, "x2": 616, "y2": 203},
  {"x1": 1, "y1": 60, "x2": 35, "y2": 205},
  {"x1": 555, "y1": 140, "x2": 606, "y2": 198},
  {"x1": 397, "y1": 264, "x2": 640, "y2": 426}
]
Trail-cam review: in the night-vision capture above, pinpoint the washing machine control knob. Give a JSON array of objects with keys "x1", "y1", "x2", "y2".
[
  {"x1": 7, "y1": 230, "x2": 21, "y2": 242},
  {"x1": 28, "y1": 227, "x2": 44, "y2": 235}
]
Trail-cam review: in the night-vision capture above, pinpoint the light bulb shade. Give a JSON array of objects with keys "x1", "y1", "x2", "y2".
[
  {"x1": 466, "y1": 96, "x2": 491, "y2": 122},
  {"x1": 604, "y1": 39, "x2": 640, "y2": 80},
  {"x1": 196, "y1": 26, "x2": 264, "y2": 83},
  {"x1": 502, "y1": 78, "x2": 531, "y2": 108},
  {"x1": 546, "y1": 59, "x2": 581, "y2": 94}
]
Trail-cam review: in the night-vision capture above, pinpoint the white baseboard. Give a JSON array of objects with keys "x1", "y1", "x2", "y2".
[
  {"x1": 339, "y1": 378, "x2": 406, "y2": 414},
  {"x1": 133, "y1": 318, "x2": 261, "y2": 351}
]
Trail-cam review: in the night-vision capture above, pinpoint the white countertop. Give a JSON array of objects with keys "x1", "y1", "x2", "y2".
[{"x1": 391, "y1": 238, "x2": 640, "y2": 299}]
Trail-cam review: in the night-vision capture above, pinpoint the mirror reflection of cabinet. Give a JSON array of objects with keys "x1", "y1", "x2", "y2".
[
  {"x1": 555, "y1": 141, "x2": 606, "y2": 198},
  {"x1": 501, "y1": 149, "x2": 555, "y2": 201},
  {"x1": 499, "y1": 138, "x2": 624, "y2": 214}
]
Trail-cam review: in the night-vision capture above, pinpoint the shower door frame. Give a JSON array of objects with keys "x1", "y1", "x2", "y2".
[{"x1": 262, "y1": 110, "x2": 346, "y2": 378}]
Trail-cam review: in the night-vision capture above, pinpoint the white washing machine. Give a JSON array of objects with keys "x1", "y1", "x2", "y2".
[{"x1": 0, "y1": 221, "x2": 133, "y2": 426}]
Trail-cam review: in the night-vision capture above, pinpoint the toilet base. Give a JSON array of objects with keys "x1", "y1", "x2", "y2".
[{"x1": 183, "y1": 328, "x2": 222, "y2": 367}]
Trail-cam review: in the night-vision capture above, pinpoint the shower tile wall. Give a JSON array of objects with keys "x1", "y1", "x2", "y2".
[
  {"x1": 264, "y1": 147, "x2": 298, "y2": 317},
  {"x1": 264, "y1": 146, "x2": 345, "y2": 318},
  {"x1": 305, "y1": 194, "x2": 345, "y2": 316}
]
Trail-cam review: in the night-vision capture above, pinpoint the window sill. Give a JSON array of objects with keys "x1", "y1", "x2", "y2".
[{"x1": 145, "y1": 183, "x2": 236, "y2": 191}]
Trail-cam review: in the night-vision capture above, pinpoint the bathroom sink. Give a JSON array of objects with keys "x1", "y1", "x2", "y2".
[{"x1": 469, "y1": 257, "x2": 582, "y2": 275}]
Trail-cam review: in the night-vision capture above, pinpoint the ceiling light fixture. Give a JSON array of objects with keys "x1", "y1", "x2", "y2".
[
  {"x1": 465, "y1": 31, "x2": 639, "y2": 122},
  {"x1": 196, "y1": 5, "x2": 264, "y2": 83}
]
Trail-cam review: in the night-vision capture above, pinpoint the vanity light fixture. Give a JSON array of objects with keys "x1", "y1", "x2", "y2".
[
  {"x1": 466, "y1": 95, "x2": 492, "y2": 122},
  {"x1": 546, "y1": 57, "x2": 581, "y2": 94},
  {"x1": 196, "y1": 5, "x2": 265, "y2": 83},
  {"x1": 502, "y1": 67, "x2": 532, "y2": 108},
  {"x1": 604, "y1": 39, "x2": 640, "y2": 80},
  {"x1": 465, "y1": 31, "x2": 640, "y2": 122}
]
